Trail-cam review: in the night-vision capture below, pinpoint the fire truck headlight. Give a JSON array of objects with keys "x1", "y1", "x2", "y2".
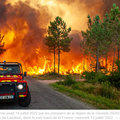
[{"x1": 17, "y1": 84, "x2": 23, "y2": 90}]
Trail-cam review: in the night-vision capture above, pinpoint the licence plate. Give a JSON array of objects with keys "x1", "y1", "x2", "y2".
[{"x1": 0, "y1": 95, "x2": 14, "y2": 99}]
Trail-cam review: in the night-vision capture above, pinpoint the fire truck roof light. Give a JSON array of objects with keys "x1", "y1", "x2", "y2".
[{"x1": 4, "y1": 60, "x2": 6, "y2": 62}]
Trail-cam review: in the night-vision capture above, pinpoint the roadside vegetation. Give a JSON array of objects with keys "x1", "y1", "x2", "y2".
[
  {"x1": 32, "y1": 72, "x2": 83, "y2": 80},
  {"x1": 50, "y1": 72, "x2": 120, "y2": 109},
  {"x1": 32, "y1": 72, "x2": 63, "y2": 80}
]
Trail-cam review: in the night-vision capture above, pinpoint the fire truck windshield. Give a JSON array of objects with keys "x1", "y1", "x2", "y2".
[{"x1": 0, "y1": 65, "x2": 20, "y2": 74}]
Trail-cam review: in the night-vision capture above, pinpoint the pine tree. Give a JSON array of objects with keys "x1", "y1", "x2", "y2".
[
  {"x1": 45, "y1": 36, "x2": 57, "y2": 73},
  {"x1": 46, "y1": 16, "x2": 72, "y2": 74},
  {"x1": 109, "y1": 3, "x2": 120, "y2": 69},
  {"x1": 81, "y1": 15, "x2": 111, "y2": 72}
]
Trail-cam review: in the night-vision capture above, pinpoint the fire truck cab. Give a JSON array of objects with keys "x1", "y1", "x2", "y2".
[{"x1": 0, "y1": 61, "x2": 31, "y2": 107}]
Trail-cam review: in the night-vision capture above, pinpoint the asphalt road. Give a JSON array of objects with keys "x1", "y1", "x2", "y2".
[{"x1": 0, "y1": 76, "x2": 95, "y2": 109}]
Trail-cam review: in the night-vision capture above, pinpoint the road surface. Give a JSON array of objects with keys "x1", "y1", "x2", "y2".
[{"x1": 0, "y1": 76, "x2": 95, "y2": 109}]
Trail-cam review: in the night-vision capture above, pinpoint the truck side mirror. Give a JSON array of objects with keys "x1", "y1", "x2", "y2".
[{"x1": 24, "y1": 72, "x2": 27, "y2": 77}]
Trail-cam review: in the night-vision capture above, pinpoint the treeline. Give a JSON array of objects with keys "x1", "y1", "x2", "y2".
[
  {"x1": 80, "y1": 3, "x2": 120, "y2": 72},
  {"x1": 45, "y1": 3, "x2": 120, "y2": 74},
  {"x1": 79, "y1": 3, "x2": 120, "y2": 89},
  {"x1": 45, "y1": 3, "x2": 120, "y2": 89}
]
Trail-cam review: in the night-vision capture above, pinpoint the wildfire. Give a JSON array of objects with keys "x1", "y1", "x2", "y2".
[
  {"x1": 0, "y1": 0, "x2": 118, "y2": 75},
  {"x1": 26, "y1": 60, "x2": 84, "y2": 75},
  {"x1": 26, "y1": 48, "x2": 84, "y2": 75}
]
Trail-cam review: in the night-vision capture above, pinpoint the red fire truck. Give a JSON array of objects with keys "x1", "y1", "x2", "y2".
[{"x1": 0, "y1": 61, "x2": 31, "y2": 107}]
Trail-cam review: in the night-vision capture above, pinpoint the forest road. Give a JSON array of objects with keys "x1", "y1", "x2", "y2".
[{"x1": 0, "y1": 76, "x2": 95, "y2": 109}]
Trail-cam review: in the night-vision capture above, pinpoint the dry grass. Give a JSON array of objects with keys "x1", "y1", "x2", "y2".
[
  {"x1": 31, "y1": 73, "x2": 84, "y2": 81},
  {"x1": 31, "y1": 72, "x2": 63, "y2": 80}
]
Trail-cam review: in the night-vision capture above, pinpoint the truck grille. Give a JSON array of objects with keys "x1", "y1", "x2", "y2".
[{"x1": 0, "y1": 83, "x2": 15, "y2": 94}]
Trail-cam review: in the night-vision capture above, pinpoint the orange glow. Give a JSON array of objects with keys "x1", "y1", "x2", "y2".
[{"x1": 0, "y1": 0, "x2": 116, "y2": 75}]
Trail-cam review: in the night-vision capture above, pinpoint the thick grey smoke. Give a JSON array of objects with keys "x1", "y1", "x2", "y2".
[
  {"x1": 66, "y1": 0, "x2": 120, "y2": 58},
  {"x1": 102, "y1": 0, "x2": 120, "y2": 15},
  {"x1": 0, "y1": 0, "x2": 51, "y2": 66},
  {"x1": 0, "y1": 0, "x2": 8, "y2": 28}
]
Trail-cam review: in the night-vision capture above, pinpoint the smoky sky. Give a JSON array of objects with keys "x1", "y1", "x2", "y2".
[
  {"x1": 0, "y1": 0, "x2": 51, "y2": 66},
  {"x1": 0, "y1": 0, "x2": 8, "y2": 28},
  {"x1": 56, "y1": 0, "x2": 120, "y2": 17},
  {"x1": 102, "y1": 0, "x2": 120, "y2": 15}
]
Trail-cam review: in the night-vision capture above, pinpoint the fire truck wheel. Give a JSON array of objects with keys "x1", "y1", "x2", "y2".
[{"x1": 18, "y1": 90, "x2": 31, "y2": 107}]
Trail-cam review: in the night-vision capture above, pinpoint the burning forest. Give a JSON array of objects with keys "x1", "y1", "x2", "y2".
[{"x1": 0, "y1": 0, "x2": 120, "y2": 75}]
